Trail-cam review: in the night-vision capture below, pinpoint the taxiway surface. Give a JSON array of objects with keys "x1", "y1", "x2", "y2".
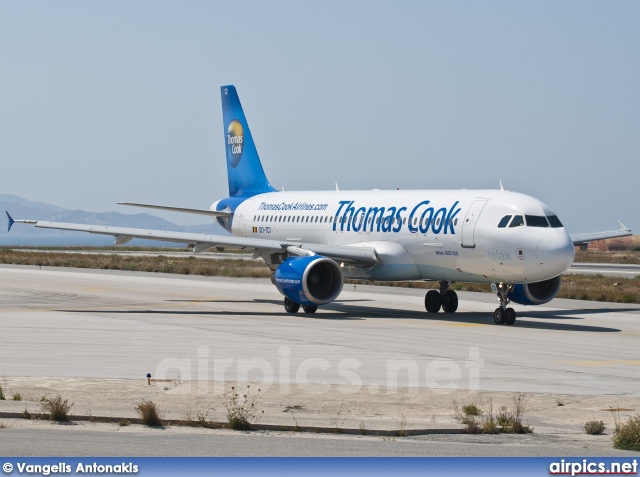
[{"x1": 1, "y1": 264, "x2": 639, "y2": 396}]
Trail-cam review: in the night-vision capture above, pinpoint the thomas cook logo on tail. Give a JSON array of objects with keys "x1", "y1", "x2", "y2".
[{"x1": 227, "y1": 119, "x2": 244, "y2": 168}]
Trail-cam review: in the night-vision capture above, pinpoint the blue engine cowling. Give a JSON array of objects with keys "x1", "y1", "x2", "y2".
[
  {"x1": 507, "y1": 276, "x2": 562, "y2": 305},
  {"x1": 273, "y1": 256, "x2": 343, "y2": 306}
]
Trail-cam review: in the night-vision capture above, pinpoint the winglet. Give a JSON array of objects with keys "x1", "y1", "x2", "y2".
[
  {"x1": 6, "y1": 211, "x2": 15, "y2": 232},
  {"x1": 617, "y1": 221, "x2": 631, "y2": 232}
]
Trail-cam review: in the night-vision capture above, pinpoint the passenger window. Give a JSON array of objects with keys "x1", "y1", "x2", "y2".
[
  {"x1": 509, "y1": 215, "x2": 524, "y2": 228},
  {"x1": 497, "y1": 215, "x2": 512, "y2": 228},
  {"x1": 547, "y1": 215, "x2": 563, "y2": 228},
  {"x1": 525, "y1": 215, "x2": 549, "y2": 227}
]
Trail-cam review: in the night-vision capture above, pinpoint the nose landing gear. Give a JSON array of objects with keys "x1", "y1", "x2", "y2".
[
  {"x1": 425, "y1": 281, "x2": 459, "y2": 314},
  {"x1": 493, "y1": 283, "x2": 516, "y2": 325}
]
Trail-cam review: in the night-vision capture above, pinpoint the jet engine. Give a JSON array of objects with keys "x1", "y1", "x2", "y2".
[
  {"x1": 507, "y1": 276, "x2": 562, "y2": 305},
  {"x1": 273, "y1": 256, "x2": 343, "y2": 306}
]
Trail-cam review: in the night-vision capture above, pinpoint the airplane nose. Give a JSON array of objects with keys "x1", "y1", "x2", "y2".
[{"x1": 537, "y1": 232, "x2": 575, "y2": 274}]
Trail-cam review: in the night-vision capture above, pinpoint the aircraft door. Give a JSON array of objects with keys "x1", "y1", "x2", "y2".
[{"x1": 461, "y1": 200, "x2": 488, "y2": 248}]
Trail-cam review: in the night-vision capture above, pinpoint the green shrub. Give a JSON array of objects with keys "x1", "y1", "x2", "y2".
[
  {"x1": 462, "y1": 403, "x2": 482, "y2": 416},
  {"x1": 612, "y1": 415, "x2": 640, "y2": 451},
  {"x1": 584, "y1": 420, "x2": 606, "y2": 435},
  {"x1": 12, "y1": 393, "x2": 22, "y2": 401},
  {"x1": 622, "y1": 294, "x2": 636, "y2": 303}
]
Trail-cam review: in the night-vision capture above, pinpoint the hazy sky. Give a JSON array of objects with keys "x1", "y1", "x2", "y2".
[{"x1": 1, "y1": 1, "x2": 638, "y2": 233}]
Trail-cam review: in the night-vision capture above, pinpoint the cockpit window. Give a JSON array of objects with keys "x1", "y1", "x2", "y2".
[
  {"x1": 497, "y1": 215, "x2": 512, "y2": 228},
  {"x1": 547, "y1": 215, "x2": 563, "y2": 228},
  {"x1": 525, "y1": 215, "x2": 549, "y2": 227},
  {"x1": 509, "y1": 215, "x2": 524, "y2": 228}
]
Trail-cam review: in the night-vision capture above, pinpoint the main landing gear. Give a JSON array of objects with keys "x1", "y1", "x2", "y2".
[
  {"x1": 493, "y1": 283, "x2": 516, "y2": 325},
  {"x1": 284, "y1": 297, "x2": 317, "y2": 314},
  {"x1": 424, "y1": 281, "x2": 459, "y2": 314}
]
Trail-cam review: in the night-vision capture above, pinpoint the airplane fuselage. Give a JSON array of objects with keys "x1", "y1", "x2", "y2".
[{"x1": 223, "y1": 189, "x2": 575, "y2": 284}]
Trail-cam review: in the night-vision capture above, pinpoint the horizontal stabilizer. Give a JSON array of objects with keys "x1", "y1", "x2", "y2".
[
  {"x1": 118, "y1": 202, "x2": 232, "y2": 218},
  {"x1": 6, "y1": 211, "x2": 14, "y2": 232}
]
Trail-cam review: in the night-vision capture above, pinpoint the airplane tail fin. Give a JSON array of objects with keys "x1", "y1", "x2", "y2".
[{"x1": 221, "y1": 85, "x2": 276, "y2": 198}]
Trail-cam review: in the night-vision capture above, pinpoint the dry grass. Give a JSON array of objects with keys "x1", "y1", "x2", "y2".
[
  {"x1": 574, "y1": 250, "x2": 640, "y2": 264},
  {"x1": 559, "y1": 275, "x2": 640, "y2": 303},
  {"x1": 182, "y1": 402, "x2": 217, "y2": 429},
  {"x1": 463, "y1": 419, "x2": 483, "y2": 434},
  {"x1": 0, "y1": 249, "x2": 271, "y2": 278},
  {"x1": 2, "y1": 248, "x2": 640, "y2": 304},
  {"x1": 457, "y1": 394, "x2": 533, "y2": 435},
  {"x1": 39, "y1": 394, "x2": 73, "y2": 421},
  {"x1": 135, "y1": 400, "x2": 162, "y2": 426},
  {"x1": 223, "y1": 385, "x2": 263, "y2": 431}
]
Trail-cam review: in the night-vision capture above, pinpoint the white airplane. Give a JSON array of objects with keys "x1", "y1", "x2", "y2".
[{"x1": 7, "y1": 85, "x2": 632, "y2": 325}]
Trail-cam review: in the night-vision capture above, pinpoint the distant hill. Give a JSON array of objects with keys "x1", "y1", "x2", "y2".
[{"x1": 0, "y1": 194, "x2": 229, "y2": 246}]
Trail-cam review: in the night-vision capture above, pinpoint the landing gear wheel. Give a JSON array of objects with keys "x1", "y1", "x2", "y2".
[
  {"x1": 494, "y1": 307, "x2": 506, "y2": 325},
  {"x1": 425, "y1": 290, "x2": 442, "y2": 313},
  {"x1": 493, "y1": 282, "x2": 516, "y2": 325},
  {"x1": 284, "y1": 297, "x2": 300, "y2": 314},
  {"x1": 302, "y1": 305, "x2": 318, "y2": 314},
  {"x1": 505, "y1": 307, "x2": 516, "y2": 325},
  {"x1": 441, "y1": 290, "x2": 459, "y2": 313}
]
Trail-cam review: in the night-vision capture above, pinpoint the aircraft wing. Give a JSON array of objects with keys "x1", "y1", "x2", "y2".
[
  {"x1": 5, "y1": 213, "x2": 377, "y2": 267},
  {"x1": 570, "y1": 221, "x2": 632, "y2": 245}
]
